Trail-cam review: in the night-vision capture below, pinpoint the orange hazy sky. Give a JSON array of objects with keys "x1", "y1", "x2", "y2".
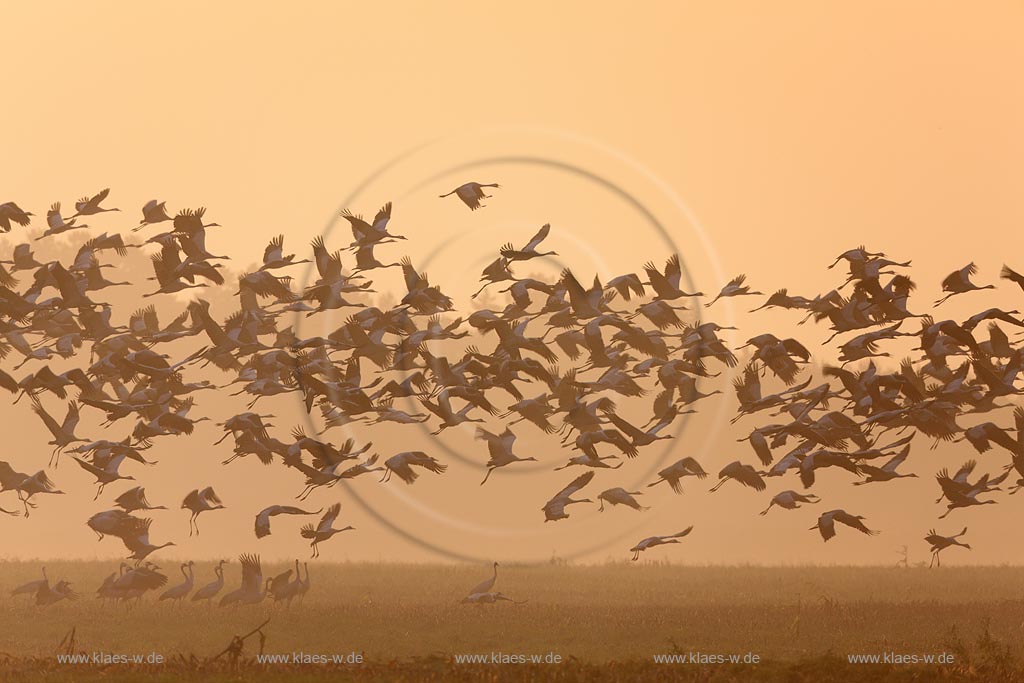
[{"x1": 1, "y1": 2, "x2": 1023, "y2": 565}]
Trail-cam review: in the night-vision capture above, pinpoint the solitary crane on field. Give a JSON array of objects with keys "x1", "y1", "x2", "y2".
[
  {"x1": 10, "y1": 567, "x2": 48, "y2": 598},
  {"x1": 181, "y1": 487, "x2": 225, "y2": 536},
  {"x1": 36, "y1": 579, "x2": 78, "y2": 607},
  {"x1": 810, "y1": 509, "x2": 879, "y2": 542},
  {"x1": 924, "y1": 527, "x2": 970, "y2": 567},
  {"x1": 467, "y1": 561, "x2": 499, "y2": 596},
  {"x1": 300, "y1": 503, "x2": 354, "y2": 558},
  {"x1": 440, "y1": 182, "x2": 500, "y2": 210},
  {"x1": 461, "y1": 591, "x2": 523, "y2": 605},
  {"x1": 630, "y1": 526, "x2": 694, "y2": 560}
]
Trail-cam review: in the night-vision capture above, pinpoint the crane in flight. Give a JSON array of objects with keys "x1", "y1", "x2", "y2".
[
  {"x1": 254, "y1": 505, "x2": 321, "y2": 538},
  {"x1": 181, "y1": 487, "x2": 226, "y2": 536},
  {"x1": 597, "y1": 487, "x2": 648, "y2": 512},
  {"x1": 71, "y1": 454, "x2": 136, "y2": 500},
  {"x1": 475, "y1": 427, "x2": 537, "y2": 485},
  {"x1": 935, "y1": 263, "x2": 995, "y2": 306},
  {"x1": 31, "y1": 398, "x2": 87, "y2": 466},
  {"x1": 924, "y1": 527, "x2": 970, "y2": 567},
  {"x1": 647, "y1": 457, "x2": 708, "y2": 494},
  {"x1": 381, "y1": 451, "x2": 447, "y2": 484},
  {"x1": 542, "y1": 471, "x2": 595, "y2": 522},
  {"x1": 810, "y1": 510, "x2": 879, "y2": 542},
  {"x1": 709, "y1": 461, "x2": 767, "y2": 493},
  {"x1": 0, "y1": 202, "x2": 32, "y2": 232},
  {"x1": 71, "y1": 188, "x2": 120, "y2": 217},
  {"x1": 630, "y1": 526, "x2": 694, "y2": 561},
  {"x1": 759, "y1": 490, "x2": 820, "y2": 516},
  {"x1": 500, "y1": 224, "x2": 557, "y2": 262},
  {"x1": 300, "y1": 503, "x2": 354, "y2": 558},
  {"x1": 439, "y1": 182, "x2": 500, "y2": 210}
]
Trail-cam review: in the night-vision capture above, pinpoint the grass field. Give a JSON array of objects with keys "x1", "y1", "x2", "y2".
[{"x1": 2, "y1": 561, "x2": 1024, "y2": 681}]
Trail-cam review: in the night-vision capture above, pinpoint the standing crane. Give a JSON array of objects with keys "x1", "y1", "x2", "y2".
[
  {"x1": 191, "y1": 560, "x2": 228, "y2": 605},
  {"x1": 159, "y1": 561, "x2": 195, "y2": 604}
]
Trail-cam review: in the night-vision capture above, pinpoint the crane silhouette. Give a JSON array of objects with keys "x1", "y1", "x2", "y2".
[
  {"x1": 542, "y1": 471, "x2": 595, "y2": 522},
  {"x1": 158, "y1": 561, "x2": 195, "y2": 604},
  {"x1": 220, "y1": 554, "x2": 269, "y2": 606},
  {"x1": 935, "y1": 263, "x2": 995, "y2": 305},
  {"x1": 181, "y1": 487, "x2": 226, "y2": 536},
  {"x1": 467, "y1": 561, "x2": 500, "y2": 595},
  {"x1": 300, "y1": 503, "x2": 354, "y2": 558},
  {"x1": 475, "y1": 427, "x2": 537, "y2": 485},
  {"x1": 191, "y1": 560, "x2": 228, "y2": 605},
  {"x1": 810, "y1": 510, "x2": 879, "y2": 542},
  {"x1": 630, "y1": 526, "x2": 694, "y2": 560},
  {"x1": 254, "y1": 505, "x2": 321, "y2": 538},
  {"x1": 439, "y1": 182, "x2": 500, "y2": 210},
  {"x1": 924, "y1": 527, "x2": 970, "y2": 567},
  {"x1": 0, "y1": 191, "x2": 1023, "y2": 572}
]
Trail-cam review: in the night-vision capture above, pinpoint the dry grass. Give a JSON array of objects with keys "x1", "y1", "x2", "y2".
[{"x1": 2, "y1": 561, "x2": 1024, "y2": 681}]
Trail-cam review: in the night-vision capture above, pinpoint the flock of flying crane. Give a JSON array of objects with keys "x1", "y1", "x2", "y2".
[{"x1": 1, "y1": 179, "x2": 1023, "y2": 608}]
